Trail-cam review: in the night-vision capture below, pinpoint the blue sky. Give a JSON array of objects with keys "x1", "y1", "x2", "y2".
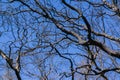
[{"x1": 0, "y1": 0, "x2": 120, "y2": 80}]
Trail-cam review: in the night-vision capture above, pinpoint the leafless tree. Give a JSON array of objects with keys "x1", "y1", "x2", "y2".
[{"x1": 0, "y1": 0, "x2": 120, "y2": 80}]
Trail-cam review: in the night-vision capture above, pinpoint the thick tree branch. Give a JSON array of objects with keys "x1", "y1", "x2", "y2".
[
  {"x1": 0, "y1": 50, "x2": 21, "y2": 80},
  {"x1": 62, "y1": 0, "x2": 92, "y2": 40}
]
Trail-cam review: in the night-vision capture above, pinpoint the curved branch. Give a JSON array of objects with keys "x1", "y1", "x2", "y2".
[
  {"x1": 62, "y1": 0, "x2": 92, "y2": 40},
  {"x1": 50, "y1": 43, "x2": 74, "y2": 80}
]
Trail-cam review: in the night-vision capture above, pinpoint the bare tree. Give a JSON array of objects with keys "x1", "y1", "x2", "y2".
[{"x1": 0, "y1": 0, "x2": 120, "y2": 80}]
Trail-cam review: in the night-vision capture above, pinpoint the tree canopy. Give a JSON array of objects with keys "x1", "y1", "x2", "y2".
[{"x1": 0, "y1": 0, "x2": 120, "y2": 80}]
